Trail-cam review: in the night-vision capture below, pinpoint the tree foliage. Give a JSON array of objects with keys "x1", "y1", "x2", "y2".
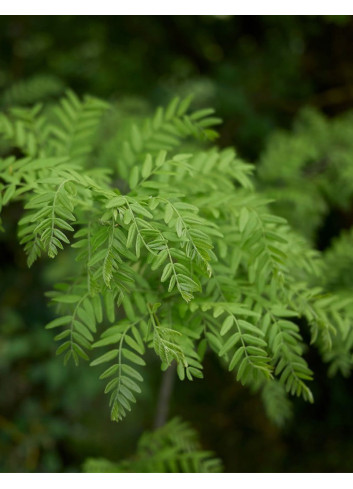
[
  {"x1": 83, "y1": 417, "x2": 222, "y2": 473},
  {"x1": 2, "y1": 90, "x2": 353, "y2": 470},
  {"x1": 258, "y1": 108, "x2": 353, "y2": 240}
]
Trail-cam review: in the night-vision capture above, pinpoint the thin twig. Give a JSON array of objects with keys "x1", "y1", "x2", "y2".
[{"x1": 154, "y1": 362, "x2": 177, "y2": 429}]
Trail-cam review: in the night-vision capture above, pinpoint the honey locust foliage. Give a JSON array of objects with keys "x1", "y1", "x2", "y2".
[
  {"x1": 1, "y1": 90, "x2": 353, "y2": 430},
  {"x1": 83, "y1": 417, "x2": 222, "y2": 473},
  {"x1": 258, "y1": 108, "x2": 353, "y2": 241}
]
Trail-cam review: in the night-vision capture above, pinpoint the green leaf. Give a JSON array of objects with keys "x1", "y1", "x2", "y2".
[
  {"x1": 93, "y1": 335, "x2": 122, "y2": 348},
  {"x1": 122, "y1": 348, "x2": 146, "y2": 366},
  {"x1": 3, "y1": 184, "x2": 16, "y2": 205},
  {"x1": 126, "y1": 223, "x2": 136, "y2": 248},
  {"x1": 90, "y1": 349, "x2": 119, "y2": 366},
  {"x1": 239, "y1": 207, "x2": 249, "y2": 233},
  {"x1": 142, "y1": 154, "x2": 153, "y2": 178},
  {"x1": 220, "y1": 315, "x2": 234, "y2": 336},
  {"x1": 46, "y1": 315, "x2": 72, "y2": 329},
  {"x1": 164, "y1": 203, "x2": 174, "y2": 224},
  {"x1": 56, "y1": 341, "x2": 71, "y2": 356},
  {"x1": 93, "y1": 295, "x2": 103, "y2": 323},
  {"x1": 105, "y1": 290, "x2": 116, "y2": 323},
  {"x1": 176, "y1": 217, "x2": 183, "y2": 237},
  {"x1": 53, "y1": 295, "x2": 81, "y2": 304},
  {"x1": 106, "y1": 196, "x2": 126, "y2": 208},
  {"x1": 151, "y1": 249, "x2": 168, "y2": 271},
  {"x1": 129, "y1": 167, "x2": 139, "y2": 189},
  {"x1": 229, "y1": 347, "x2": 245, "y2": 371},
  {"x1": 156, "y1": 150, "x2": 167, "y2": 168},
  {"x1": 219, "y1": 333, "x2": 241, "y2": 356},
  {"x1": 161, "y1": 263, "x2": 173, "y2": 282}
]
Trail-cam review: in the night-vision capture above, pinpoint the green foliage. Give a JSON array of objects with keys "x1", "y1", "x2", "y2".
[
  {"x1": 257, "y1": 108, "x2": 353, "y2": 382},
  {"x1": 258, "y1": 108, "x2": 353, "y2": 240},
  {"x1": 2, "y1": 90, "x2": 353, "y2": 445},
  {"x1": 1, "y1": 74, "x2": 65, "y2": 108},
  {"x1": 261, "y1": 380, "x2": 293, "y2": 427},
  {"x1": 83, "y1": 417, "x2": 222, "y2": 473},
  {"x1": 2, "y1": 16, "x2": 353, "y2": 473},
  {"x1": 322, "y1": 228, "x2": 353, "y2": 292}
]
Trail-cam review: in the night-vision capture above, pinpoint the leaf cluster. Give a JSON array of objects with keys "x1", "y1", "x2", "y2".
[
  {"x1": 83, "y1": 417, "x2": 222, "y2": 473},
  {"x1": 1, "y1": 90, "x2": 353, "y2": 429}
]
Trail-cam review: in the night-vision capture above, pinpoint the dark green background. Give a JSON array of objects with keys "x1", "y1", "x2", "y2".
[{"x1": 1, "y1": 15, "x2": 353, "y2": 472}]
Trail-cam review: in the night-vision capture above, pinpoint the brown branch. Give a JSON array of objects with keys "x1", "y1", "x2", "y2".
[{"x1": 154, "y1": 362, "x2": 177, "y2": 429}]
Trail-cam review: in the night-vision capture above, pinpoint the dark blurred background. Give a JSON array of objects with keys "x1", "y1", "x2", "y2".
[{"x1": 1, "y1": 15, "x2": 353, "y2": 472}]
